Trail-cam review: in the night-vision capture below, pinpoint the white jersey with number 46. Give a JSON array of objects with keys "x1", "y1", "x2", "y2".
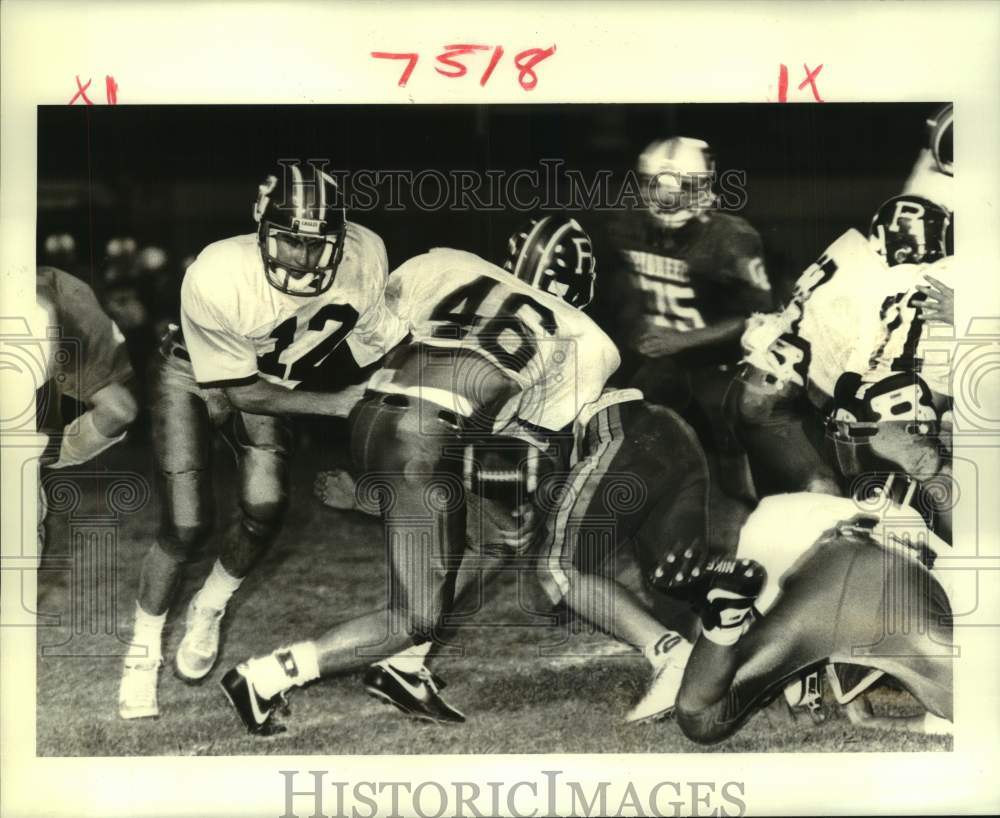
[{"x1": 372, "y1": 247, "x2": 621, "y2": 432}]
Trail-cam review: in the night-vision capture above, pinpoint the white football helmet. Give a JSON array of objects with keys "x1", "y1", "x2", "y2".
[{"x1": 637, "y1": 137, "x2": 717, "y2": 228}]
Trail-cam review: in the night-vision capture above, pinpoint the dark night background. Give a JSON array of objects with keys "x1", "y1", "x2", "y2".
[{"x1": 36, "y1": 103, "x2": 943, "y2": 401}]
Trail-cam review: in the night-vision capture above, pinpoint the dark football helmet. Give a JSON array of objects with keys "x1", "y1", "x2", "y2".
[
  {"x1": 828, "y1": 371, "x2": 944, "y2": 479},
  {"x1": 504, "y1": 215, "x2": 596, "y2": 309},
  {"x1": 927, "y1": 103, "x2": 953, "y2": 177},
  {"x1": 253, "y1": 162, "x2": 346, "y2": 296},
  {"x1": 869, "y1": 194, "x2": 953, "y2": 266}
]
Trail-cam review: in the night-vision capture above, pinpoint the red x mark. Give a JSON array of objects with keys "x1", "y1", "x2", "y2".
[
  {"x1": 777, "y1": 63, "x2": 824, "y2": 102},
  {"x1": 797, "y1": 63, "x2": 824, "y2": 102},
  {"x1": 68, "y1": 75, "x2": 93, "y2": 105}
]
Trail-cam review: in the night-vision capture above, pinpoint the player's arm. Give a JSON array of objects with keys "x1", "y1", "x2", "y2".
[
  {"x1": 222, "y1": 378, "x2": 361, "y2": 418},
  {"x1": 180, "y1": 279, "x2": 359, "y2": 419},
  {"x1": 49, "y1": 381, "x2": 138, "y2": 468},
  {"x1": 634, "y1": 316, "x2": 745, "y2": 358}
]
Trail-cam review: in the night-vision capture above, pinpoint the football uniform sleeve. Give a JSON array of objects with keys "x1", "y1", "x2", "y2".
[
  {"x1": 709, "y1": 220, "x2": 774, "y2": 316},
  {"x1": 41, "y1": 268, "x2": 134, "y2": 402},
  {"x1": 344, "y1": 235, "x2": 409, "y2": 366},
  {"x1": 180, "y1": 271, "x2": 259, "y2": 388}
]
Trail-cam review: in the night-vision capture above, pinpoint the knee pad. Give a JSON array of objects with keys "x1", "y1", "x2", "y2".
[
  {"x1": 239, "y1": 501, "x2": 286, "y2": 544},
  {"x1": 157, "y1": 470, "x2": 213, "y2": 560}
]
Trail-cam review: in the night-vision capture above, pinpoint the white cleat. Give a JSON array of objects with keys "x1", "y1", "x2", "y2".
[
  {"x1": 625, "y1": 638, "x2": 694, "y2": 724},
  {"x1": 119, "y1": 659, "x2": 162, "y2": 720},
  {"x1": 175, "y1": 597, "x2": 225, "y2": 682}
]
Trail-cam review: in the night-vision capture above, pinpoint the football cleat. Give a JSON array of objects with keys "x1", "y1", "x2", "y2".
[
  {"x1": 625, "y1": 636, "x2": 694, "y2": 724},
  {"x1": 119, "y1": 658, "x2": 162, "y2": 720},
  {"x1": 220, "y1": 664, "x2": 288, "y2": 736},
  {"x1": 175, "y1": 597, "x2": 225, "y2": 682},
  {"x1": 699, "y1": 557, "x2": 766, "y2": 645},
  {"x1": 362, "y1": 661, "x2": 465, "y2": 724}
]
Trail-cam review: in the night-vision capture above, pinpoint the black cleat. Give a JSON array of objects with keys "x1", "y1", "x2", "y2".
[
  {"x1": 363, "y1": 662, "x2": 465, "y2": 724},
  {"x1": 700, "y1": 557, "x2": 767, "y2": 636},
  {"x1": 220, "y1": 664, "x2": 288, "y2": 736}
]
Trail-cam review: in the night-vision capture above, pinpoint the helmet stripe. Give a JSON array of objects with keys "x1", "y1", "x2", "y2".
[
  {"x1": 513, "y1": 217, "x2": 551, "y2": 283},
  {"x1": 535, "y1": 219, "x2": 576, "y2": 289}
]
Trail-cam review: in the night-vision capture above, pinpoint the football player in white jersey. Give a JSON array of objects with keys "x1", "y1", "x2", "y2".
[
  {"x1": 119, "y1": 163, "x2": 406, "y2": 720},
  {"x1": 220, "y1": 216, "x2": 628, "y2": 733},
  {"x1": 727, "y1": 191, "x2": 954, "y2": 499}
]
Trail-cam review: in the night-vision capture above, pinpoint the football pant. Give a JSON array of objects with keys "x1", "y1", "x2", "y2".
[
  {"x1": 152, "y1": 350, "x2": 291, "y2": 564},
  {"x1": 676, "y1": 532, "x2": 953, "y2": 744}
]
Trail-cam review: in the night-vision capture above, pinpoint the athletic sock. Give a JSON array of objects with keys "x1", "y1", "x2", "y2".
[
  {"x1": 131, "y1": 603, "x2": 166, "y2": 663},
  {"x1": 702, "y1": 611, "x2": 754, "y2": 646},
  {"x1": 195, "y1": 560, "x2": 243, "y2": 612},
  {"x1": 248, "y1": 642, "x2": 320, "y2": 700},
  {"x1": 642, "y1": 631, "x2": 684, "y2": 667},
  {"x1": 386, "y1": 641, "x2": 433, "y2": 675}
]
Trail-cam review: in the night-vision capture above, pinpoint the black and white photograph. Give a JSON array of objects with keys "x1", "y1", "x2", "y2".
[
  {"x1": 2, "y1": 2, "x2": 999, "y2": 817},
  {"x1": 29, "y1": 101, "x2": 959, "y2": 757}
]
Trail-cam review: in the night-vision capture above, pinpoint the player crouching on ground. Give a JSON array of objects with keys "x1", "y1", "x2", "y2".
[
  {"x1": 118, "y1": 163, "x2": 405, "y2": 720},
  {"x1": 666, "y1": 373, "x2": 955, "y2": 745}
]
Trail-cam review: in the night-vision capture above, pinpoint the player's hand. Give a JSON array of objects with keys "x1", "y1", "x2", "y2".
[
  {"x1": 916, "y1": 274, "x2": 954, "y2": 326},
  {"x1": 634, "y1": 327, "x2": 689, "y2": 358},
  {"x1": 313, "y1": 468, "x2": 364, "y2": 512}
]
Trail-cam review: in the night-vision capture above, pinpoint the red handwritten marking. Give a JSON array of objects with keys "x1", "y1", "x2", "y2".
[
  {"x1": 371, "y1": 51, "x2": 420, "y2": 87},
  {"x1": 68, "y1": 75, "x2": 93, "y2": 105},
  {"x1": 105, "y1": 75, "x2": 118, "y2": 104},
  {"x1": 798, "y1": 63, "x2": 824, "y2": 102},
  {"x1": 435, "y1": 44, "x2": 490, "y2": 78},
  {"x1": 777, "y1": 63, "x2": 789, "y2": 102},
  {"x1": 372, "y1": 44, "x2": 556, "y2": 90},
  {"x1": 513, "y1": 45, "x2": 556, "y2": 91},
  {"x1": 480, "y1": 45, "x2": 504, "y2": 86}
]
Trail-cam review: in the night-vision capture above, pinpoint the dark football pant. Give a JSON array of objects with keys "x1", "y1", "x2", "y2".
[
  {"x1": 538, "y1": 399, "x2": 711, "y2": 605},
  {"x1": 349, "y1": 393, "x2": 469, "y2": 644},
  {"x1": 349, "y1": 343, "x2": 523, "y2": 643},
  {"x1": 152, "y1": 345, "x2": 292, "y2": 573},
  {"x1": 724, "y1": 363, "x2": 839, "y2": 498},
  {"x1": 676, "y1": 534, "x2": 953, "y2": 744},
  {"x1": 631, "y1": 356, "x2": 755, "y2": 504}
]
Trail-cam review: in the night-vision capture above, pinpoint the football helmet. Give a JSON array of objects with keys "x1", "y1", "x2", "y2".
[
  {"x1": 927, "y1": 103, "x2": 953, "y2": 177},
  {"x1": 829, "y1": 371, "x2": 944, "y2": 478},
  {"x1": 253, "y1": 162, "x2": 346, "y2": 296},
  {"x1": 637, "y1": 137, "x2": 717, "y2": 228},
  {"x1": 504, "y1": 214, "x2": 596, "y2": 309},
  {"x1": 869, "y1": 194, "x2": 953, "y2": 266}
]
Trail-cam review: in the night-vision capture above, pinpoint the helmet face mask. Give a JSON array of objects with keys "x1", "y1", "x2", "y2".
[
  {"x1": 254, "y1": 164, "x2": 347, "y2": 296},
  {"x1": 637, "y1": 137, "x2": 717, "y2": 229},
  {"x1": 869, "y1": 194, "x2": 953, "y2": 266},
  {"x1": 504, "y1": 215, "x2": 596, "y2": 309},
  {"x1": 829, "y1": 372, "x2": 944, "y2": 478}
]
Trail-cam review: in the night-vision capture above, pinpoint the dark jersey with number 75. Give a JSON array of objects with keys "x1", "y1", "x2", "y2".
[{"x1": 370, "y1": 248, "x2": 620, "y2": 433}]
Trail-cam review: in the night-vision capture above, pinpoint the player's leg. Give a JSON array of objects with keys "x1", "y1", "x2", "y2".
[
  {"x1": 536, "y1": 401, "x2": 693, "y2": 723},
  {"x1": 176, "y1": 410, "x2": 292, "y2": 682},
  {"x1": 120, "y1": 355, "x2": 215, "y2": 718},
  {"x1": 221, "y1": 395, "x2": 469, "y2": 731},
  {"x1": 724, "y1": 364, "x2": 839, "y2": 498},
  {"x1": 689, "y1": 364, "x2": 757, "y2": 512}
]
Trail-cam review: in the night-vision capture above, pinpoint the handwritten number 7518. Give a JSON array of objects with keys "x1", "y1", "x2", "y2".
[{"x1": 372, "y1": 45, "x2": 556, "y2": 91}]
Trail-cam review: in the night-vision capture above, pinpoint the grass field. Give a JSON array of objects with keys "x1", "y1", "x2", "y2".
[{"x1": 35, "y1": 434, "x2": 950, "y2": 756}]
